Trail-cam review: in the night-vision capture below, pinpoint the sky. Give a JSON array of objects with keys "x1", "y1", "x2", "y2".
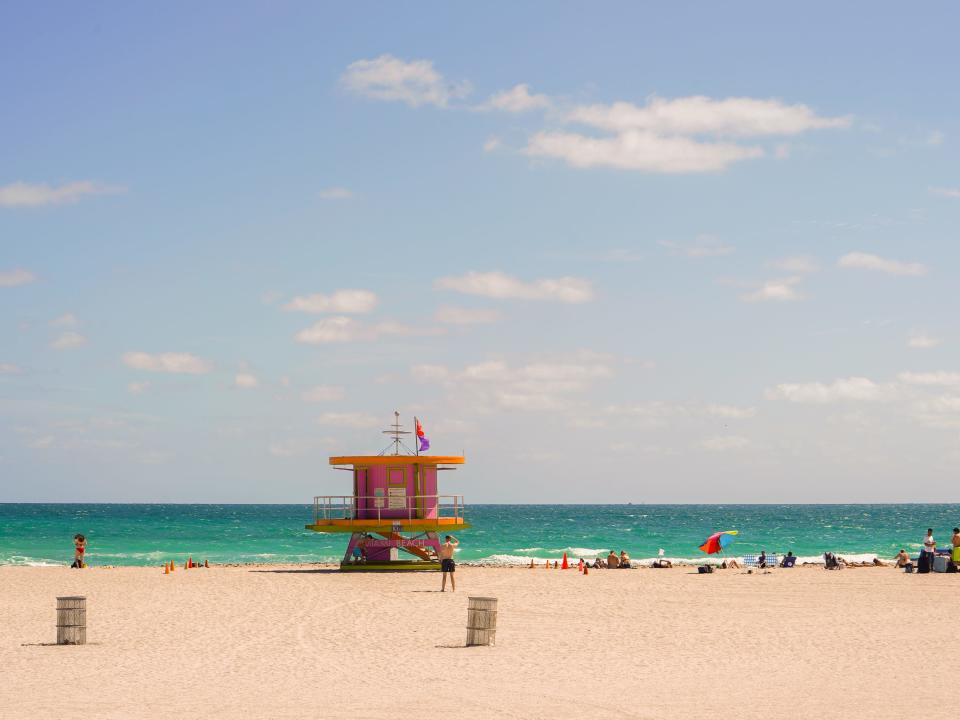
[{"x1": 2, "y1": 3, "x2": 960, "y2": 503}]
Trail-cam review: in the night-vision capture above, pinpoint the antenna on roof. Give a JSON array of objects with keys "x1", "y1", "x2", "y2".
[{"x1": 379, "y1": 410, "x2": 414, "y2": 456}]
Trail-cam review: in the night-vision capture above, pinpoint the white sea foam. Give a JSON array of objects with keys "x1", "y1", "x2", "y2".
[{"x1": 514, "y1": 547, "x2": 543, "y2": 553}]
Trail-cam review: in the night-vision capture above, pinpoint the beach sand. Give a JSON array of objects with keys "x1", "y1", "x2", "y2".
[{"x1": 1, "y1": 564, "x2": 954, "y2": 719}]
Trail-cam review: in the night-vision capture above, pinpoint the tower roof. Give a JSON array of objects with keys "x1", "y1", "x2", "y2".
[{"x1": 328, "y1": 455, "x2": 465, "y2": 466}]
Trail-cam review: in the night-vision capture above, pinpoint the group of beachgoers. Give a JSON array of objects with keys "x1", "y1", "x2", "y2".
[
  {"x1": 891, "y1": 527, "x2": 960, "y2": 573},
  {"x1": 582, "y1": 550, "x2": 632, "y2": 569}
]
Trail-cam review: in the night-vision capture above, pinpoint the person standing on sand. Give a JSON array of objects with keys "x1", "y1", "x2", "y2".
[
  {"x1": 439, "y1": 535, "x2": 458, "y2": 592},
  {"x1": 951, "y1": 528, "x2": 960, "y2": 567},
  {"x1": 71, "y1": 534, "x2": 86, "y2": 569}
]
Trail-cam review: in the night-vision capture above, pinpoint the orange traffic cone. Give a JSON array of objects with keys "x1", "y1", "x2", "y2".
[
  {"x1": 164, "y1": 563, "x2": 169, "y2": 575},
  {"x1": 188, "y1": 557, "x2": 193, "y2": 569},
  {"x1": 184, "y1": 560, "x2": 188, "y2": 570},
  {"x1": 529, "y1": 559, "x2": 534, "y2": 569},
  {"x1": 553, "y1": 560, "x2": 558, "y2": 569},
  {"x1": 561, "y1": 552, "x2": 569, "y2": 570},
  {"x1": 204, "y1": 559, "x2": 209, "y2": 568}
]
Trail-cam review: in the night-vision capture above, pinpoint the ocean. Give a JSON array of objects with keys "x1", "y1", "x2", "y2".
[{"x1": 1, "y1": 503, "x2": 957, "y2": 567}]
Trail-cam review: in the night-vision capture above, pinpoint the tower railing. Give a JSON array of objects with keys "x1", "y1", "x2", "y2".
[{"x1": 312, "y1": 494, "x2": 465, "y2": 526}]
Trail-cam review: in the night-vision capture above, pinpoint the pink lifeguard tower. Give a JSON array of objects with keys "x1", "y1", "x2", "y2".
[{"x1": 306, "y1": 412, "x2": 469, "y2": 571}]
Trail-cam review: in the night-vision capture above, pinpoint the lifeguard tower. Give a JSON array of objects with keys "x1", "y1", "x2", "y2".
[{"x1": 306, "y1": 412, "x2": 469, "y2": 571}]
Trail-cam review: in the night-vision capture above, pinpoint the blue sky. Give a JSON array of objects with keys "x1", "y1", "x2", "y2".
[{"x1": 2, "y1": 3, "x2": 960, "y2": 503}]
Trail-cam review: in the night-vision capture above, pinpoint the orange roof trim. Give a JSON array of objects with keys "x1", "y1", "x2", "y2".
[{"x1": 328, "y1": 455, "x2": 465, "y2": 466}]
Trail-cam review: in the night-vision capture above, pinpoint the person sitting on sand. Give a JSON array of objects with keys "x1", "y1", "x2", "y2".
[
  {"x1": 71, "y1": 534, "x2": 86, "y2": 569},
  {"x1": 593, "y1": 558, "x2": 605, "y2": 569},
  {"x1": 757, "y1": 550, "x2": 768, "y2": 570},
  {"x1": 780, "y1": 551, "x2": 795, "y2": 568},
  {"x1": 720, "y1": 558, "x2": 740, "y2": 569},
  {"x1": 607, "y1": 550, "x2": 620, "y2": 569},
  {"x1": 893, "y1": 549, "x2": 911, "y2": 568},
  {"x1": 619, "y1": 550, "x2": 631, "y2": 568}
]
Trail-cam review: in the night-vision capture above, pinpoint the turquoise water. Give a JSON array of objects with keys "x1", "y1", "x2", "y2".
[{"x1": 2, "y1": 503, "x2": 958, "y2": 566}]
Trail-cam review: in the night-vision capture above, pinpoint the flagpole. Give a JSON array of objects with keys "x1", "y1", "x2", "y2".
[{"x1": 414, "y1": 416, "x2": 419, "y2": 456}]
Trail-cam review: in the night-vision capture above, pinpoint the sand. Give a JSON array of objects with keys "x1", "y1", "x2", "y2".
[{"x1": 1, "y1": 564, "x2": 955, "y2": 720}]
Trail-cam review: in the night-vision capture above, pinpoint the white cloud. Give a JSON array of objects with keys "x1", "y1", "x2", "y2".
[
  {"x1": 317, "y1": 412, "x2": 380, "y2": 428},
  {"x1": 283, "y1": 289, "x2": 377, "y2": 314},
  {"x1": 50, "y1": 313, "x2": 78, "y2": 327},
  {"x1": 435, "y1": 271, "x2": 593, "y2": 303},
  {"x1": 483, "y1": 136, "x2": 501, "y2": 152},
  {"x1": 0, "y1": 181, "x2": 124, "y2": 207},
  {"x1": 740, "y1": 276, "x2": 803, "y2": 303},
  {"x1": 235, "y1": 372, "x2": 258, "y2": 389},
  {"x1": 51, "y1": 331, "x2": 87, "y2": 350},
  {"x1": 702, "y1": 435, "x2": 750, "y2": 451},
  {"x1": 295, "y1": 316, "x2": 441, "y2": 344},
  {"x1": 127, "y1": 381, "x2": 150, "y2": 395},
  {"x1": 565, "y1": 96, "x2": 851, "y2": 137},
  {"x1": 319, "y1": 187, "x2": 353, "y2": 200},
  {"x1": 705, "y1": 404, "x2": 757, "y2": 419},
  {"x1": 434, "y1": 306, "x2": 500, "y2": 325},
  {"x1": 484, "y1": 84, "x2": 551, "y2": 113},
  {"x1": 837, "y1": 252, "x2": 926, "y2": 276},
  {"x1": 897, "y1": 371, "x2": 960, "y2": 387},
  {"x1": 122, "y1": 352, "x2": 212, "y2": 374},
  {"x1": 341, "y1": 54, "x2": 470, "y2": 108},
  {"x1": 302, "y1": 385, "x2": 345, "y2": 402},
  {"x1": 0, "y1": 268, "x2": 36, "y2": 287},
  {"x1": 769, "y1": 256, "x2": 819, "y2": 273},
  {"x1": 660, "y1": 235, "x2": 734, "y2": 258},
  {"x1": 766, "y1": 376, "x2": 891, "y2": 403},
  {"x1": 525, "y1": 129, "x2": 764, "y2": 173},
  {"x1": 0, "y1": 363, "x2": 23, "y2": 375},
  {"x1": 907, "y1": 333, "x2": 942, "y2": 349},
  {"x1": 929, "y1": 186, "x2": 960, "y2": 199},
  {"x1": 414, "y1": 358, "x2": 613, "y2": 412}
]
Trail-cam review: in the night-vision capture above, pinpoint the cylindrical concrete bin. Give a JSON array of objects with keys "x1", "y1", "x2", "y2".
[
  {"x1": 465, "y1": 596, "x2": 497, "y2": 647},
  {"x1": 56, "y1": 596, "x2": 86, "y2": 645}
]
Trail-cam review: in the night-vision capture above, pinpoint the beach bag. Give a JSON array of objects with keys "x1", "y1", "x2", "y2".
[
  {"x1": 917, "y1": 552, "x2": 931, "y2": 573},
  {"x1": 698, "y1": 565, "x2": 713, "y2": 574}
]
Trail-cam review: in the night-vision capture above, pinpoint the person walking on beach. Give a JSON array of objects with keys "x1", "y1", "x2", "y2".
[
  {"x1": 71, "y1": 534, "x2": 86, "y2": 569},
  {"x1": 951, "y1": 528, "x2": 960, "y2": 568},
  {"x1": 920, "y1": 528, "x2": 936, "y2": 573},
  {"x1": 439, "y1": 535, "x2": 458, "y2": 592}
]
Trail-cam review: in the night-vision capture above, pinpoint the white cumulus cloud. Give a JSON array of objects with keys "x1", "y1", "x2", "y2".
[
  {"x1": 525, "y1": 129, "x2": 763, "y2": 173},
  {"x1": 235, "y1": 372, "x2": 258, "y2": 389},
  {"x1": 766, "y1": 376, "x2": 890, "y2": 403},
  {"x1": 295, "y1": 317, "x2": 441, "y2": 344},
  {"x1": 122, "y1": 352, "x2": 212, "y2": 374},
  {"x1": 341, "y1": 54, "x2": 470, "y2": 108},
  {"x1": 51, "y1": 331, "x2": 87, "y2": 350},
  {"x1": 0, "y1": 181, "x2": 124, "y2": 207},
  {"x1": 837, "y1": 252, "x2": 926, "y2": 276},
  {"x1": 898, "y1": 371, "x2": 960, "y2": 387},
  {"x1": 566, "y1": 96, "x2": 850, "y2": 137},
  {"x1": 740, "y1": 277, "x2": 803, "y2": 303},
  {"x1": 0, "y1": 268, "x2": 36, "y2": 287},
  {"x1": 907, "y1": 333, "x2": 942, "y2": 349},
  {"x1": 283, "y1": 289, "x2": 377, "y2": 314},
  {"x1": 435, "y1": 271, "x2": 593, "y2": 303},
  {"x1": 484, "y1": 84, "x2": 551, "y2": 113}
]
